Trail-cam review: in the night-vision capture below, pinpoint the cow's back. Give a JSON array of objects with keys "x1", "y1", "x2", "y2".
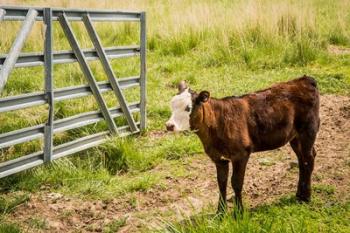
[{"x1": 244, "y1": 76, "x2": 320, "y2": 152}]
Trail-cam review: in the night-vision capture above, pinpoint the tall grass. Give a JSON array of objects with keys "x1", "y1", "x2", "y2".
[{"x1": 1, "y1": 0, "x2": 350, "y2": 59}]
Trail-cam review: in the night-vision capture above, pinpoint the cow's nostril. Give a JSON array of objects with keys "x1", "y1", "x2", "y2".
[{"x1": 166, "y1": 124, "x2": 175, "y2": 131}]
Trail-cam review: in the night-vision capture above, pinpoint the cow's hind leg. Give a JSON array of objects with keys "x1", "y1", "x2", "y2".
[
  {"x1": 215, "y1": 160, "x2": 229, "y2": 214},
  {"x1": 290, "y1": 130, "x2": 317, "y2": 202}
]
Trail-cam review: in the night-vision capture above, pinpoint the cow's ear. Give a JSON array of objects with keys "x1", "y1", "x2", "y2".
[
  {"x1": 197, "y1": 91, "x2": 210, "y2": 103},
  {"x1": 177, "y1": 80, "x2": 188, "y2": 94}
]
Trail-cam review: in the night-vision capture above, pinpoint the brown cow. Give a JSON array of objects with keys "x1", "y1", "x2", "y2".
[{"x1": 166, "y1": 76, "x2": 320, "y2": 213}]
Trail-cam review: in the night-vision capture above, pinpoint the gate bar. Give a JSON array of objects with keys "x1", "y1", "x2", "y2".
[
  {"x1": 83, "y1": 14, "x2": 138, "y2": 132},
  {"x1": 58, "y1": 13, "x2": 118, "y2": 134},
  {"x1": 0, "y1": 46, "x2": 140, "y2": 69},
  {"x1": 1, "y1": 7, "x2": 141, "y2": 22},
  {"x1": 0, "y1": 76, "x2": 140, "y2": 113},
  {"x1": 0, "y1": 102, "x2": 140, "y2": 149},
  {"x1": 0, "y1": 9, "x2": 38, "y2": 93},
  {"x1": 0, "y1": 123, "x2": 140, "y2": 178},
  {"x1": 0, "y1": 151, "x2": 43, "y2": 179}
]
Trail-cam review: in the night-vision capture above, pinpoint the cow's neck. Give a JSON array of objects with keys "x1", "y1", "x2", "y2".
[{"x1": 192, "y1": 99, "x2": 220, "y2": 144}]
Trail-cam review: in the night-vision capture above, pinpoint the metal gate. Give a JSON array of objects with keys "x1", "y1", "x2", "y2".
[{"x1": 0, "y1": 6, "x2": 146, "y2": 178}]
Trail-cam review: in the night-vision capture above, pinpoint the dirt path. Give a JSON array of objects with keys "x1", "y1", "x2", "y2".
[{"x1": 7, "y1": 95, "x2": 350, "y2": 232}]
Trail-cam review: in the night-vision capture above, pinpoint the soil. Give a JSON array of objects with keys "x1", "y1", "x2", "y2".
[{"x1": 6, "y1": 95, "x2": 350, "y2": 232}]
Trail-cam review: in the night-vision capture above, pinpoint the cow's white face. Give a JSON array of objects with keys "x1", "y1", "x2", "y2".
[{"x1": 165, "y1": 88, "x2": 192, "y2": 131}]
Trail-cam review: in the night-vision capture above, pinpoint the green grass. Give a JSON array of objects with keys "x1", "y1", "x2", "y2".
[
  {"x1": 103, "y1": 218, "x2": 127, "y2": 233},
  {"x1": 0, "y1": 134, "x2": 202, "y2": 199},
  {"x1": 26, "y1": 217, "x2": 48, "y2": 230},
  {"x1": 161, "y1": 179, "x2": 350, "y2": 233},
  {"x1": 0, "y1": 223, "x2": 21, "y2": 233},
  {"x1": 0, "y1": 193, "x2": 29, "y2": 214},
  {"x1": 313, "y1": 184, "x2": 336, "y2": 196},
  {"x1": 165, "y1": 196, "x2": 350, "y2": 233}
]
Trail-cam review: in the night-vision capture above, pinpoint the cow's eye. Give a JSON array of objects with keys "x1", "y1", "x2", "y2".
[{"x1": 185, "y1": 105, "x2": 191, "y2": 112}]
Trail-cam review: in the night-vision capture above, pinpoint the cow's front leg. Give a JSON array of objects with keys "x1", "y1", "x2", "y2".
[
  {"x1": 231, "y1": 156, "x2": 249, "y2": 213},
  {"x1": 215, "y1": 160, "x2": 229, "y2": 214}
]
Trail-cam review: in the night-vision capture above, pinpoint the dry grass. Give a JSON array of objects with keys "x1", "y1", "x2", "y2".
[{"x1": 1, "y1": 0, "x2": 350, "y2": 51}]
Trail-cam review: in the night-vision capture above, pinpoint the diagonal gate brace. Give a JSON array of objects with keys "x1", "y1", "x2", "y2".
[
  {"x1": 58, "y1": 13, "x2": 118, "y2": 134},
  {"x1": 0, "y1": 9, "x2": 38, "y2": 93},
  {"x1": 82, "y1": 14, "x2": 138, "y2": 132}
]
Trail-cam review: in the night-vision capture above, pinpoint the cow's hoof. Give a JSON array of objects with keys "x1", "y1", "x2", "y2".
[{"x1": 296, "y1": 195, "x2": 311, "y2": 203}]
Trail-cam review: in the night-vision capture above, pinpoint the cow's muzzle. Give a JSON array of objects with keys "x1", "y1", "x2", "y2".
[{"x1": 166, "y1": 123, "x2": 175, "y2": 131}]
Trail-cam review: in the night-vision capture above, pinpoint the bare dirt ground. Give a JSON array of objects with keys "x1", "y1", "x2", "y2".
[{"x1": 6, "y1": 95, "x2": 350, "y2": 232}]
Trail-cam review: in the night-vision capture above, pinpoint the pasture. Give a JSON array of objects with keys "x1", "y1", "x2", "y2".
[{"x1": 0, "y1": 0, "x2": 350, "y2": 232}]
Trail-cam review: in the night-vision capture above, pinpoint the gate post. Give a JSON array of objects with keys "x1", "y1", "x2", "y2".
[
  {"x1": 43, "y1": 8, "x2": 54, "y2": 162},
  {"x1": 140, "y1": 12, "x2": 147, "y2": 131}
]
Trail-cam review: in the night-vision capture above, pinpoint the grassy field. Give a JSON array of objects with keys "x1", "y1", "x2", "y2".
[
  {"x1": 0, "y1": 0, "x2": 350, "y2": 232},
  {"x1": 166, "y1": 197, "x2": 350, "y2": 233}
]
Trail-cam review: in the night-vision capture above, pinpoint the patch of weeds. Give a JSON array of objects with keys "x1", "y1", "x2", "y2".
[
  {"x1": 148, "y1": 34, "x2": 160, "y2": 51},
  {"x1": 98, "y1": 139, "x2": 130, "y2": 175},
  {"x1": 314, "y1": 174, "x2": 323, "y2": 182},
  {"x1": 0, "y1": 170, "x2": 48, "y2": 193},
  {"x1": 148, "y1": 107, "x2": 171, "y2": 120},
  {"x1": 3, "y1": 67, "x2": 43, "y2": 95},
  {"x1": 103, "y1": 218, "x2": 127, "y2": 233},
  {"x1": 198, "y1": 42, "x2": 236, "y2": 68},
  {"x1": 313, "y1": 184, "x2": 335, "y2": 195},
  {"x1": 158, "y1": 30, "x2": 202, "y2": 56},
  {"x1": 346, "y1": 159, "x2": 350, "y2": 167},
  {"x1": 159, "y1": 134, "x2": 202, "y2": 160},
  {"x1": 157, "y1": 60, "x2": 184, "y2": 75},
  {"x1": 166, "y1": 150, "x2": 183, "y2": 160},
  {"x1": 59, "y1": 210, "x2": 74, "y2": 220},
  {"x1": 125, "y1": 175, "x2": 157, "y2": 193},
  {"x1": 86, "y1": 223, "x2": 103, "y2": 232},
  {"x1": 240, "y1": 47, "x2": 255, "y2": 67},
  {"x1": 165, "y1": 195, "x2": 350, "y2": 233},
  {"x1": 257, "y1": 157, "x2": 276, "y2": 166},
  {"x1": 0, "y1": 194, "x2": 29, "y2": 214},
  {"x1": 127, "y1": 195, "x2": 138, "y2": 209},
  {"x1": 329, "y1": 30, "x2": 350, "y2": 46},
  {"x1": 0, "y1": 222, "x2": 21, "y2": 233},
  {"x1": 171, "y1": 73, "x2": 198, "y2": 87},
  {"x1": 100, "y1": 137, "x2": 156, "y2": 172},
  {"x1": 26, "y1": 217, "x2": 48, "y2": 230},
  {"x1": 315, "y1": 73, "x2": 350, "y2": 94},
  {"x1": 163, "y1": 161, "x2": 188, "y2": 179},
  {"x1": 283, "y1": 39, "x2": 320, "y2": 66}
]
